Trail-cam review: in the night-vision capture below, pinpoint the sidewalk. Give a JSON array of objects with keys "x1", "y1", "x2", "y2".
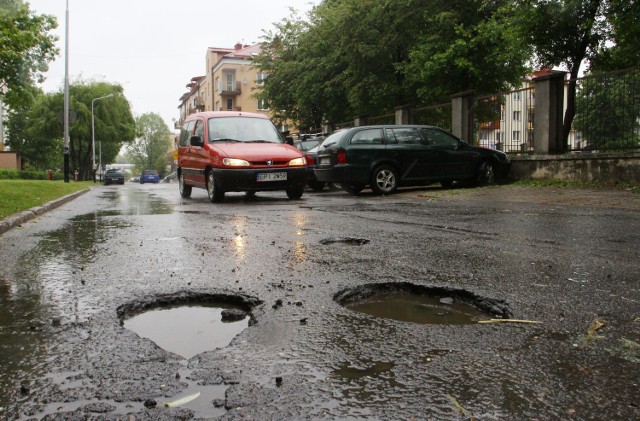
[{"x1": 0, "y1": 188, "x2": 90, "y2": 235}]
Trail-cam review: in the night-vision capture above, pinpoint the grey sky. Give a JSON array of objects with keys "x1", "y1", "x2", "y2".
[{"x1": 27, "y1": 0, "x2": 318, "y2": 132}]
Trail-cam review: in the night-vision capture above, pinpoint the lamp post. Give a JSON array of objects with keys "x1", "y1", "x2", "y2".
[{"x1": 91, "y1": 94, "x2": 113, "y2": 182}]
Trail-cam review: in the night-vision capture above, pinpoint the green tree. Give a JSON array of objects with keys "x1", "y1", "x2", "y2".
[
  {"x1": 0, "y1": 0, "x2": 58, "y2": 108},
  {"x1": 255, "y1": 0, "x2": 530, "y2": 129},
  {"x1": 127, "y1": 113, "x2": 171, "y2": 177},
  {"x1": 514, "y1": 0, "x2": 613, "y2": 151},
  {"x1": 15, "y1": 81, "x2": 136, "y2": 178},
  {"x1": 591, "y1": 0, "x2": 640, "y2": 72}
]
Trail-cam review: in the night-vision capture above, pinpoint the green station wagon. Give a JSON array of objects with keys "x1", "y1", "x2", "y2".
[{"x1": 314, "y1": 125, "x2": 511, "y2": 195}]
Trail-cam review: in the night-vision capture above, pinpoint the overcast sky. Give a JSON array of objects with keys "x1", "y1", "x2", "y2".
[{"x1": 27, "y1": 0, "x2": 318, "y2": 132}]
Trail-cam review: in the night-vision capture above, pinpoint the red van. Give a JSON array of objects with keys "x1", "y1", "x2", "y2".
[{"x1": 177, "y1": 112, "x2": 307, "y2": 203}]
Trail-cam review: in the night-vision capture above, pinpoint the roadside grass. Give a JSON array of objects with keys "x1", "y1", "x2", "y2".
[
  {"x1": 511, "y1": 179, "x2": 640, "y2": 193},
  {"x1": 0, "y1": 180, "x2": 93, "y2": 220}
]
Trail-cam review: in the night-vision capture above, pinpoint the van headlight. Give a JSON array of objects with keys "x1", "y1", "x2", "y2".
[
  {"x1": 288, "y1": 157, "x2": 307, "y2": 166},
  {"x1": 223, "y1": 158, "x2": 250, "y2": 167}
]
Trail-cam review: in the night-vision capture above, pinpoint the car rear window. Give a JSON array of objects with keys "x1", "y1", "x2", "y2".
[{"x1": 144, "y1": 170, "x2": 158, "y2": 175}]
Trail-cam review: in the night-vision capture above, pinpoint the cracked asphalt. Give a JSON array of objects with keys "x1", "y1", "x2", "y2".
[{"x1": 0, "y1": 183, "x2": 638, "y2": 420}]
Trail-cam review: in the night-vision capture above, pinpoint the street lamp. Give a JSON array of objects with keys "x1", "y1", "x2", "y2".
[{"x1": 91, "y1": 93, "x2": 114, "y2": 182}]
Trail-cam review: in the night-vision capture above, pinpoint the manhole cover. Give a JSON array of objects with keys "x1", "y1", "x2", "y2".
[{"x1": 335, "y1": 282, "x2": 510, "y2": 324}]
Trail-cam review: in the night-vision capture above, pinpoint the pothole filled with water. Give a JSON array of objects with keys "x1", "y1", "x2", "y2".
[
  {"x1": 119, "y1": 294, "x2": 260, "y2": 359},
  {"x1": 335, "y1": 282, "x2": 510, "y2": 325}
]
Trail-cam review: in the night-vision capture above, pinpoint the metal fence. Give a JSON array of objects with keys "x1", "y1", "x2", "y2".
[
  {"x1": 473, "y1": 87, "x2": 535, "y2": 153},
  {"x1": 571, "y1": 67, "x2": 640, "y2": 152}
]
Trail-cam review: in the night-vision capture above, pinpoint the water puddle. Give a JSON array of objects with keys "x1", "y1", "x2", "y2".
[
  {"x1": 336, "y1": 282, "x2": 510, "y2": 324},
  {"x1": 344, "y1": 292, "x2": 489, "y2": 324},
  {"x1": 332, "y1": 361, "x2": 395, "y2": 380},
  {"x1": 123, "y1": 305, "x2": 249, "y2": 359},
  {"x1": 320, "y1": 237, "x2": 370, "y2": 246},
  {"x1": 100, "y1": 189, "x2": 174, "y2": 215}
]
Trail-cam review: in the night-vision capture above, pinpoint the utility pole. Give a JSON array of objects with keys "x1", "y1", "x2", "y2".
[{"x1": 63, "y1": 0, "x2": 70, "y2": 182}]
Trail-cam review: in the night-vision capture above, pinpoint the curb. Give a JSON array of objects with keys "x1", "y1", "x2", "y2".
[{"x1": 0, "y1": 188, "x2": 91, "y2": 236}]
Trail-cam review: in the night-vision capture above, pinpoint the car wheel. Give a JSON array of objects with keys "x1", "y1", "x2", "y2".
[
  {"x1": 308, "y1": 181, "x2": 326, "y2": 191},
  {"x1": 206, "y1": 171, "x2": 225, "y2": 203},
  {"x1": 370, "y1": 165, "x2": 398, "y2": 195},
  {"x1": 179, "y1": 173, "x2": 192, "y2": 198},
  {"x1": 343, "y1": 184, "x2": 365, "y2": 195},
  {"x1": 286, "y1": 185, "x2": 304, "y2": 200},
  {"x1": 476, "y1": 160, "x2": 497, "y2": 186},
  {"x1": 440, "y1": 180, "x2": 454, "y2": 189}
]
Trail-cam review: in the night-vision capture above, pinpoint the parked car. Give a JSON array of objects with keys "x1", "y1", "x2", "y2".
[
  {"x1": 140, "y1": 170, "x2": 160, "y2": 184},
  {"x1": 303, "y1": 143, "x2": 326, "y2": 191},
  {"x1": 104, "y1": 168, "x2": 125, "y2": 185},
  {"x1": 177, "y1": 111, "x2": 307, "y2": 203},
  {"x1": 314, "y1": 125, "x2": 510, "y2": 195}
]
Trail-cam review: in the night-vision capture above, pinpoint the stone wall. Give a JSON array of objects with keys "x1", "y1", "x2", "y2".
[{"x1": 510, "y1": 153, "x2": 640, "y2": 184}]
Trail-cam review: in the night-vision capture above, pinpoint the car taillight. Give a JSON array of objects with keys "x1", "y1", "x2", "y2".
[
  {"x1": 305, "y1": 155, "x2": 315, "y2": 165},
  {"x1": 337, "y1": 148, "x2": 347, "y2": 164}
]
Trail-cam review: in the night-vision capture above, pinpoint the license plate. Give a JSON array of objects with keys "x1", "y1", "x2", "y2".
[
  {"x1": 319, "y1": 157, "x2": 331, "y2": 165},
  {"x1": 257, "y1": 172, "x2": 287, "y2": 182}
]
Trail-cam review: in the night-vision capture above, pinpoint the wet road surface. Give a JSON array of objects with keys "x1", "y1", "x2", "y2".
[{"x1": 0, "y1": 183, "x2": 638, "y2": 420}]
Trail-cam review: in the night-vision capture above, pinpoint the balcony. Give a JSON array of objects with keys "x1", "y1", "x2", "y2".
[{"x1": 218, "y1": 80, "x2": 242, "y2": 96}]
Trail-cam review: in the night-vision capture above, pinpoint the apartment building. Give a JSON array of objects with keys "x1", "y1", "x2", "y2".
[{"x1": 177, "y1": 43, "x2": 269, "y2": 130}]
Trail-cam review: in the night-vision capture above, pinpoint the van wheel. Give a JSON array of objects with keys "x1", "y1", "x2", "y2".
[
  {"x1": 370, "y1": 165, "x2": 398, "y2": 194},
  {"x1": 207, "y1": 171, "x2": 225, "y2": 203},
  {"x1": 286, "y1": 185, "x2": 304, "y2": 200},
  {"x1": 179, "y1": 173, "x2": 192, "y2": 198}
]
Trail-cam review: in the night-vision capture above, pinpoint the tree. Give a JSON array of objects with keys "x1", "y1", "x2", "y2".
[
  {"x1": 255, "y1": 0, "x2": 531, "y2": 129},
  {"x1": 514, "y1": 0, "x2": 612, "y2": 151},
  {"x1": 127, "y1": 113, "x2": 171, "y2": 177},
  {"x1": 13, "y1": 80, "x2": 136, "y2": 177},
  {"x1": 590, "y1": 0, "x2": 640, "y2": 72},
  {"x1": 0, "y1": 0, "x2": 58, "y2": 109}
]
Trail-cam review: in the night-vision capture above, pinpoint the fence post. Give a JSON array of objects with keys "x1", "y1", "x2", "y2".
[
  {"x1": 451, "y1": 91, "x2": 475, "y2": 141},
  {"x1": 533, "y1": 71, "x2": 567, "y2": 154},
  {"x1": 354, "y1": 115, "x2": 368, "y2": 127},
  {"x1": 395, "y1": 105, "x2": 414, "y2": 125}
]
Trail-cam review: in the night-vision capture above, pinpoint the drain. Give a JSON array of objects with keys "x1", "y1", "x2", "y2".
[
  {"x1": 335, "y1": 282, "x2": 510, "y2": 324},
  {"x1": 119, "y1": 293, "x2": 261, "y2": 359}
]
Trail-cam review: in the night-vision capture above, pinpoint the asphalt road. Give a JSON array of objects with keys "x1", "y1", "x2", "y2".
[{"x1": 0, "y1": 182, "x2": 638, "y2": 420}]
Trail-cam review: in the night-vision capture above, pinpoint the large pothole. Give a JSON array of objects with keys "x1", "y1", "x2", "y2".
[
  {"x1": 118, "y1": 292, "x2": 261, "y2": 359},
  {"x1": 335, "y1": 282, "x2": 510, "y2": 324}
]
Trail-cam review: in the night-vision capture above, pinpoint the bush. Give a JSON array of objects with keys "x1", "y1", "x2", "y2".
[{"x1": 0, "y1": 169, "x2": 64, "y2": 180}]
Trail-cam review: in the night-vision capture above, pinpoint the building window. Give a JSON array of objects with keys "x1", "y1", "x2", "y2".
[
  {"x1": 512, "y1": 130, "x2": 520, "y2": 141},
  {"x1": 258, "y1": 98, "x2": 268, "y2": 110},
  {"x1": 500, "y1": 107, "x2": 504, "y2": 121},
  {"x1": 256, "y1": 73, "x2": 267, "y2": 86},
  {"x1": 513, "y1": 91, "x2": 521, "y2": 101},
  {"x1": 225, "y1": 72, "x2": 234, "y2": 91},
  {"x1": 496, "y1": 132, "x2": 501, "y2": 142},
  {"x1": 513, "y1": 111, "x2": 521, "y2": 121},
  {"x1": 226, "y1": 98, "x2": 233, "y2": 110}
]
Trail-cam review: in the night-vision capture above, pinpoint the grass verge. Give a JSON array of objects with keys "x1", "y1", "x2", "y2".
[{"x1": 0, "y1": 180, "x2": 93, "y2": 220}]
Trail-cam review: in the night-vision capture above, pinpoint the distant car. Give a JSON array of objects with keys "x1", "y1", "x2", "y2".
[
  {"x1": 140, "y1": 170, "x2": 160, "y2": 184},
  {"x1": 315, "y1": 125, "x2": 510, "y2": 195},
  {"x1": 104, "y1": 168, "x2": 125, "y2": 185}
]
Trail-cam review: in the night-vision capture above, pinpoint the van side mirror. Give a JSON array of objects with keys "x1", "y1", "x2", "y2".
[{"x1": 190, "y1": 135, "x2": 203, "y2": 147}]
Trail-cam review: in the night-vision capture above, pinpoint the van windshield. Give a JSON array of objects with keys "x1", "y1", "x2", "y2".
[{"x1": 208, "y1": 117, "x2": 283, "y2": 144}]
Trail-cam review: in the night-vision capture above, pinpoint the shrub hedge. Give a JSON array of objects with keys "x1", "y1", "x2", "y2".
[{"x1": 0, "y1": 169, "x2": 64, "y2": 180}]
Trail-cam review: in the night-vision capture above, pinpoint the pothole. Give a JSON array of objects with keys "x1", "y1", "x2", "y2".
[
  {"x1": 119, "y1": 293, "x2": 261, "y2": 359},
  {"x1": 320, "y1": 237, "x2": 370, "y2": 246},
  {"x1": 335, "y1": 282, "x2": 510, "y2": 324}
]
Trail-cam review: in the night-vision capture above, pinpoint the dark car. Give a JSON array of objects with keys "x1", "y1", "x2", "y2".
[
  {"x1": 314, "y1": 125, "x2": 510, "y2": 195},
  {"x1": 140, "y1": 170, "x2": 160, "y2": 184},
  {"x1": 104, "y1": 168, "x2": 125, "y2": 185}
]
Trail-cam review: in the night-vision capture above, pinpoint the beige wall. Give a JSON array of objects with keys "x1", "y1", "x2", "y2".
[{"x1": 0, "y1": 152, "x2": 22, "y2": 170}]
